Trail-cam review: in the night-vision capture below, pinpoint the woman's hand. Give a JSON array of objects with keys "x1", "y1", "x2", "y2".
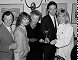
[
  {"x1": 50, "y1": 39, "x2": 57, "y2": 45},
  {"x1": 39, "y1": 39, "x2": 45, "y2": 43},
  {"x1": 9, "y1": 43, "x2": 17, "y2": 50},
  {"x1": 20, "y1": 50, "x2": 28, "y2": 58}
]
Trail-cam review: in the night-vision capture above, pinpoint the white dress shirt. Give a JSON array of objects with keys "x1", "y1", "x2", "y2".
[
  {"x1": 49, "y1": 14, "x2": 58, "y2": 27},
  {"x1": 3, "y1": 23, "x2": 14, "y2": 39},
  {"x1": 3, "y1": 23, "x2": 11, "y2": 33}
]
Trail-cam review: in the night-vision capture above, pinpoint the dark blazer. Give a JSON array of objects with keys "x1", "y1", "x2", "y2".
[
  {"x1": 0, "y1": 23, "x2": 14, "y2": 60},
  {"x1": 41, "y1": 14, "x2": 57, "y2": 41}
]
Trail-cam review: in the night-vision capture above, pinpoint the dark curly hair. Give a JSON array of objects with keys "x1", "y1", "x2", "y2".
[
  {"x1": 16, "y1": 12, "x2": 30, "y2": 27},
  {"x1": 47, "y1": 1, "x2": 57, "y2": 10},
  {"x1": 2, "y1": 11, "x2": 14, "y2": 22}
]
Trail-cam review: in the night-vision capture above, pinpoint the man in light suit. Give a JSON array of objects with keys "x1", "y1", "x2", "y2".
[
  {"x1": 0, "y1": 11, "x2": 14, "y2": 60},
  {"x1": 41, "y1": 1, "x2": 58, "y2": 60}
]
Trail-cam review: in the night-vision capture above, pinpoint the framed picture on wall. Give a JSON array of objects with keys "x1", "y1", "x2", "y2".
[
  {"x1": 71, "y1": 3, "x2": 77, "y2": 24},
  {"x1": 0, "y1": 4, "x2": 24, "y2": 25},
  {"x1": 41, "y1": 3, "x2": 67, "y2": 17}
]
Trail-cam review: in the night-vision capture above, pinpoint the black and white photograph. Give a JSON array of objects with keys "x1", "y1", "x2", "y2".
[{"x1": 0, "y1": 0, "x2": 77, "y2": 60}]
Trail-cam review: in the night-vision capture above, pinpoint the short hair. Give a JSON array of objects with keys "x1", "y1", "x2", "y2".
[
  {"x1": 57, "y1": 8, "x2": 70, "y2": 24},
  {"x1": 30, "y1": 10, "x2": 42, "y2": 21},
  {"x1": 16, "y1": 12, "x2": 30, "y2": 27},
  {"x1": 2, "y1": 11, "x2": 14, "y2": 22},
  {"x1": 47, "y1": 1, "x2": 57, "y2": 10}
]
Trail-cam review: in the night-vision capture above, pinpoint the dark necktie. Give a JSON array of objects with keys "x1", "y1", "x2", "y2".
[
  {"x1": 54, "y1": 17, "x2": 57, "y2": 32},
  {"x1": 54, "y1": 17, "x2": 57, "y2": 28}
]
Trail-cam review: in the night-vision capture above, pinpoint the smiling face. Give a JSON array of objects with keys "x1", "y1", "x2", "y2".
[
  {"x1": 3, "y1": 14, "x2": 13, "y2": 27},
  {"x1": 21, "y1": 16, "x2": 29, "y2": 26},
  {"x1": 48, "y1": 5, "x2": 57, "y2": 16},
  {"x1": 31, "y1": 14, "x2": 39, "y2": 25},
  {"x1": 58, "y1": 13, "x2": 66, "y2": 24}
]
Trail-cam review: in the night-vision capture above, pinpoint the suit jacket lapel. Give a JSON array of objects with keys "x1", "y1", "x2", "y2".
[
  {"x1": 2, "y1": 24, "x2": 13, "y2": 39},
  {"x1": 48, "y1": 15, "x2": 54, "y2": 27},
  {"x1": 48, "y1": 15, "x2": 57, "y2": 29}
]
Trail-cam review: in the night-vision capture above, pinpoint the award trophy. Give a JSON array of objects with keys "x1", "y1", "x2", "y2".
[{"x1": 43, "y1": 30, "x2": 49, "y2": 43}]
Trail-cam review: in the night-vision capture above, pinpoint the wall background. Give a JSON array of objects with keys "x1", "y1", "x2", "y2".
[{"x1": 0, "y1": 0, "x2": 77, "y2": 37}]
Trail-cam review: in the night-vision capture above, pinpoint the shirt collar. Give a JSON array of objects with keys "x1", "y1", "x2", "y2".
[
  {"x1": 20, "y1": 24, "x2": 25, "y2": 30},
  {"x1": 3, "y1": 22, "x2": 10, "y2": 28},
  {"x1": 49, "y1": 13, "x2": 56, "y2": 18},
  {"x1": 49, "y1": 13, "x2": 54, "y2": 18},
  {"x1": 3, "y1": 23, "x2": 11, "y2": 33}
]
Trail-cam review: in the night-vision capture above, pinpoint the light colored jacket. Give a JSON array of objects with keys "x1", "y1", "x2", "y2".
[
  {"x1": 55, "y1": 23, "x2": 74, "y2": 60},
  {"x1": 0, "y1": 23, "x2": 14, "y2": 60},
  {"x1": 14, "y1": 26, "x2": 30, "y2": 60}
]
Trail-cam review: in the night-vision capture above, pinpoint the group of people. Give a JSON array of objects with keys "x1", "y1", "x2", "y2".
[{"x1": 0, "y1": 1, "x2": 75, "y2": 60}]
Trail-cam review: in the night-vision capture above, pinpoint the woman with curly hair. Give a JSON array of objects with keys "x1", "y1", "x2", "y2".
[{"x1": 14, "y1": 12, "x2": 30, "y2": 60}]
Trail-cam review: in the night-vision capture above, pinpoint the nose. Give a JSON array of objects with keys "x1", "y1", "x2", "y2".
[{"x1": 28, "y1": 20, "x2": 29, "y2": 22}]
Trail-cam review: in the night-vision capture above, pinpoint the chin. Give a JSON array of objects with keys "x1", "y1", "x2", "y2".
[
  {"x1": 51, "y1": 14, "x2": 55, "y2": 16},
  {"x1": 25, "y1": 23, "x2": 28, "y2": 25}
]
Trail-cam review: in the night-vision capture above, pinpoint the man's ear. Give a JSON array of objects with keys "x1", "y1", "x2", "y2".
[
  {"x1": 3, "y1": 17, "x2": 5, "y2": 21},
  {"x1": 2, "y1": 18, "x2": 4, "y2": 22},
  {"x1": 47, "y1": 9, "x2": 49, "y2": 12}
]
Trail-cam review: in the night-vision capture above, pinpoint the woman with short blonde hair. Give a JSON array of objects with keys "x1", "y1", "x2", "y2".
[{"x1": 50, "y1": 8, "x2": 74, "y2": 60}]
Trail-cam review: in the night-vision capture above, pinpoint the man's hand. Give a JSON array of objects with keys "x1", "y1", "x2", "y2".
[
  {"x1": 39, "y1": 39, "x2": 45, "y2": 43},
  {"x1": 29, "y1": 38, "x2": 37, "y2": 42}
]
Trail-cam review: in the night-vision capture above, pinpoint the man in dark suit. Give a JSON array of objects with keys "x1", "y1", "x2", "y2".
[
  {"x1": 0, "y1": 11, "x2": 15, "y2": 60},
  {"x1": 41, "y1": 1, "x2": 58, "y2": 60}
]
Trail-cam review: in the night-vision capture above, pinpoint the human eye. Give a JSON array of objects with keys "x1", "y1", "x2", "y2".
[
  {"x1": 58, "y1": 15, "x2": 60, "y2": 17},
  {"x1": 8, "y1": 19, "x2": 12, "y2": 21},
  {"x1": 11, "y1": 19, "x2": 13, "y2": 21}
]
